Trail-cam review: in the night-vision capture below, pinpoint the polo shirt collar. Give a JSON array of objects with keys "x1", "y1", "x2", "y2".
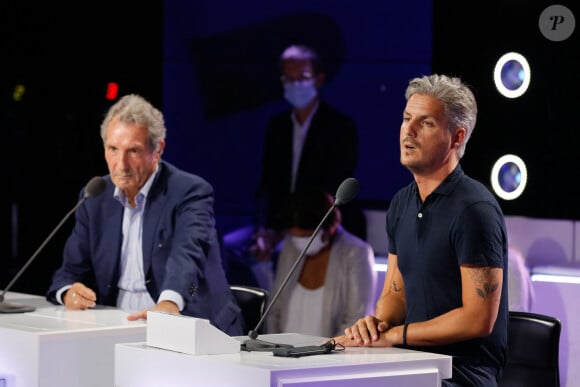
[{"x1": 411, "y1": 164, "x2": 465, "y2": 197}]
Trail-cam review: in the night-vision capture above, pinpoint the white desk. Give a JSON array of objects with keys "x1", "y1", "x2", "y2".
[
  {"x1": 0, "y1": 292, "x2": 146, "y2": 387},
  {"x1": 115, "y1": 333, "x2": 452, "y2": 387}
]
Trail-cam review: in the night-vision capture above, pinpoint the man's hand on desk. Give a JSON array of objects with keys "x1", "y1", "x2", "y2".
[
  {"x1": 334, "y1": 332, "x2": 398, "y2": 348},
  {"x1": 126, "y1": 300, "x2": 180, "y2": 321},
  {"x1": 64, "y1": 282, "x2": 97, "y2": 310},
  {"x1": 334, "y1": 315, "x2": 396, "y2": 347}
]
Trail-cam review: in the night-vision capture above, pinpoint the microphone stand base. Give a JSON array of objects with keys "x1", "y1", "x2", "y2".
[
  {"x1": 0, "y1": 302, "x2": 36, "y2": 314},
  {"x1": 241, "y1": 338, "x2": 294, "y2": 352}
]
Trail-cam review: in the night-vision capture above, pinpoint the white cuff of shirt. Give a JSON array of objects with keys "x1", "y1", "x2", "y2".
[
  {"x1": 159, "y1": 290, "x2": 184, "y2": 311},
  {"x1": 56, "y1": 285, "x2": 73, "y2": 305}
]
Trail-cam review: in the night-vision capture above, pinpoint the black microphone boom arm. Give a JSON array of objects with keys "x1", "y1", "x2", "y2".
[
  {"x1": 242, "y1": 203, "x2": 337, "y2": 351},
  {"x1": 0, "y1": 176, "x2": 106, "y2": 313}
]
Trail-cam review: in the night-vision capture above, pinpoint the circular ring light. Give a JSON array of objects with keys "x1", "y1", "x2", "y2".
[
  {"x1": 491, "y1": 154, "x2": 528, "y2": 200},
  {"x1": 493, "y1": 52, "x2": 531, "y2": 98}
]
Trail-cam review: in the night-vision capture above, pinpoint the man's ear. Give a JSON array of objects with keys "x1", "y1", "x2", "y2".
[
  {"x1": 157, "y1": 139, "x2": 166, "y2": 155},
  {"x1": 453, "y1": 128, "x2": 466, "y2": 146}
]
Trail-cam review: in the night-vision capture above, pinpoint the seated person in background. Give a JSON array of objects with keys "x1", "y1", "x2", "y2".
[
  {"x1": 266, "y1": 188, "x2": 376, "y2": 338},
  {"x1": 46, "y1": 94, "x2": 243, "y2": 336},
  {"x1": 508, "y1": 246, "x2": 535, "y2": 312},
  {"x1": 222, "y1": 43, "x2": 365, "y2": 290}
]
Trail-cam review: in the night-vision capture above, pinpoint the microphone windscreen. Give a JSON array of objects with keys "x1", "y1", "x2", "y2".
[
  {"x1": 84, "y1": 176, "x2": 106, "y2": 198},
  {"x1": 334, "y1": 177, "x2": 359, "y2": 206}
]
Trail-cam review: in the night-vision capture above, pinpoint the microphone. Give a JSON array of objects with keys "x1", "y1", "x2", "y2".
[
  {"x1": 0, "y1": 176, "x2": 106, "y2": 313},
  {"x1": 241, "y1": 177, "x2": 360, "y2": 351}
]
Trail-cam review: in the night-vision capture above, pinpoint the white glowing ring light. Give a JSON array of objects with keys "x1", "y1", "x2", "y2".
[
  {"x1": 491, "y1": 154, "x2": 528, "y2": 200},
  {"x1": 493, "y1": 52, "x2": 531, "y2": 99}
]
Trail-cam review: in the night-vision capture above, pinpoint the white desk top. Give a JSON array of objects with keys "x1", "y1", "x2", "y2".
[
  {"x1": 115, "y1": 333, "x2": 452, "y2": 387},
  {"x1": 1, "y1": 292, "x2": 147, "y2": 387},
  {"x1": 0, "y1": 291, "x2": 146, "y2": 333},
  {"x1": 121, "y1": 333, "x2": 452, "y2": 372}
]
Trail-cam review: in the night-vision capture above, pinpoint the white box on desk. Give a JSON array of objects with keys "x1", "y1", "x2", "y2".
[{"x1": 146, "y1": 311, "x2": 240, "y2": 355}]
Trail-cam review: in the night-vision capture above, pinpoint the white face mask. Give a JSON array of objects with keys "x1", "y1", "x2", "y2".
[
  {"x1": 291, "y1": 232, "x2": 328, "y2": 256},
  {"x1": 283, "y1": 79, "x2": 317, "y2": 109}
]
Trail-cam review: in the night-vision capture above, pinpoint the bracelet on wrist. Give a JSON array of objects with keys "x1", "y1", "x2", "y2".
[{"x1": 402, "y1": 322, "x2": 409, "y2": 346}]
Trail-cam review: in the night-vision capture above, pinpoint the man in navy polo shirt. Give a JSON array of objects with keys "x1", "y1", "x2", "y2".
[{"x1": 336, "y1": 74, "x2": 508, "y2": 387}]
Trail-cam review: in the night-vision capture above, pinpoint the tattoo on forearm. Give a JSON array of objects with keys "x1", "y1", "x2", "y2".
[
  {"x1": 476, "y1": 283, "x2": 499, "y2": 302},
  {"x1": 392, "y1": 281, "x2": 401, "y2": 292},
  {"x1": 471, "y1": 267, "x2": 499, "y2": 302}
]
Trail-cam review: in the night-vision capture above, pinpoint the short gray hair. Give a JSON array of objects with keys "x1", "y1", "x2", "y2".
[
  {"x1": 405, "y1": 74, "x2": 477, "y2": 159},
  {"x1": 100, "y1": 94, "x2": 166, "y2": 153}
]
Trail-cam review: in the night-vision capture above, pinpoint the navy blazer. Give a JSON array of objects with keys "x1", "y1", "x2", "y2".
[{"x1": 47, "y1": 161, "x2": 243, "y2": 336}]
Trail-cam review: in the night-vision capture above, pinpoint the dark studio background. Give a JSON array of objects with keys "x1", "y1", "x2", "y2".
[{"x1": 0, "y1": 0, "x2": 577, "y2": 295}]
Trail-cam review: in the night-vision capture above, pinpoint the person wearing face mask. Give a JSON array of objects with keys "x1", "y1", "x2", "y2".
[
  {"x1": 266, "y1": 188, "x2": 376, "y2": 338},
  {"x1": 222, "y1": 43, "x2": 365, "y2": 291}
]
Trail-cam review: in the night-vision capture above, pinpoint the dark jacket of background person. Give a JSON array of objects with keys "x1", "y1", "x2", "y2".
[{"x1": 256, "y1": 99, "x2": 358, "y2": 232}]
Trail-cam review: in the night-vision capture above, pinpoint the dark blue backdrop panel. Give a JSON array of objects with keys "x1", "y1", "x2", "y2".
[
  {"x1": 190, "y1": 12, "x2": 347, "y2": 119},
  {"x1": 162, "y1": 0, "x2": 432, "y2": 233}
]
